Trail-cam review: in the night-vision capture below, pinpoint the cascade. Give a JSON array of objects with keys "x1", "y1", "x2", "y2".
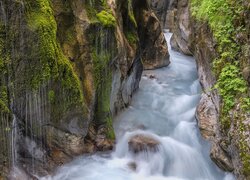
[{"x1": 40, "y1": 33, "x2": 235, "y2": 180}]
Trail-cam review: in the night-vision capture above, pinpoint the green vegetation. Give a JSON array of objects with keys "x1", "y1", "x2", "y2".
[
  {"x1": 128, "y1": 0, "x2": 137, "y2": 27},
  {"x1": 214, "y1": 64, "x2": 248, "y2": 127},
  {"x1": 48, "y1": 90, "x2": 55, "y2": 103},
  {"x1": 85, "y1": 0, "x2": 116, "y2": 28},
  {"x1": 191, "y1": 0, "x2": 249, "y2": 121},
  {"x1": 0, "y1": 22, "x2": 9, "y2": 114},
  {"x1": 191, "y1": 0, "x2": 250, "y2": 175},
  {"x1": 125, "y1": 31, "x2": 138, "y2": 45},
  {"x1": 89, "y1": 28, "x2": 116, "y2": 139},
  {"x1": 25, "y1": 0, "x2": 85, "y2": 118},
  {"x1": 96, "y1": 10, "x2": 116, "y2": 28},
  {"x1": 123, "y1": 0, "x2": 138, "y2": 46}
]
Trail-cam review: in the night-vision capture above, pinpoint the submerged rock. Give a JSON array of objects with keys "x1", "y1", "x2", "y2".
[
  {"x1": 127, "y1": 161, "x2": 137, "y2": 171},
  {"x1": 128, "y1": 134, "x2": 160, "y2": 154}
]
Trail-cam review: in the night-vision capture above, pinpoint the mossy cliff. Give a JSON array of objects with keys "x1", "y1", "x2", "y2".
[
  {"x1": 0, "y1": 0, "x2": 167, "y2": 177},
  {"x1": 162, "y1": 0, "x2": 250, "y2": 179}
]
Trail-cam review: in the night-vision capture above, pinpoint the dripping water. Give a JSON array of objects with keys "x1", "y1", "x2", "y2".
[{"x1": 11, "y1": 115, "x2": 18, "y2": 167}]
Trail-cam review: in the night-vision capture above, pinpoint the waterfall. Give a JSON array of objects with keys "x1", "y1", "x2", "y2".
[{"x1": 21, "y1": 85, "x2": 50, "y2": 174}]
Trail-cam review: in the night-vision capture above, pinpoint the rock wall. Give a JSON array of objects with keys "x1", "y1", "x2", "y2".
[
  {"x1": 133, "y1": 0, "x2": 170, "y2": 69},
  {"x1": 166, "y1": 0, "x2": 250, "y2": 179},
  {"x1": 149, "y1": 0, "x2": 177, "y2": 30},
  {"x1": 0, "y1": 0, "x2": 168, "y2": 178}
]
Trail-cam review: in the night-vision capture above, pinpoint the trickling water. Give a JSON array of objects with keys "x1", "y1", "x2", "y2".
[
  {"x1": 11, "y1": 115, "x2": 18, "y2": 167},
  {"x1": 41, "y1": 33, "x2": 235, "y2": 180}
]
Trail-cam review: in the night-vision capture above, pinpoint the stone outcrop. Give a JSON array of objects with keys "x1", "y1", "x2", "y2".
[{"x1": 0, "y1": 0, "x2": 169, "y2": 177}]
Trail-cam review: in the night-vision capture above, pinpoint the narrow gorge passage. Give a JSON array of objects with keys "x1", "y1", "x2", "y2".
[{"x1": 41, "y1": 33, "x2": 234, "y2": 180}]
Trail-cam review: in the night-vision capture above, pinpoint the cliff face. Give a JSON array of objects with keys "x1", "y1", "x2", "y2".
[
  {"x1": 133, "y1": 0, "x2": 169, "y2": 69},
  {"x1": 0, "y1": 0, "x2": 168, "y2": 177},
  {"x1": 161, "y1": 0, "x2": 250, "y2": 179}
]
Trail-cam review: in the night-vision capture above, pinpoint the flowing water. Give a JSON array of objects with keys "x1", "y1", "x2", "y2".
[{"x1": 41, "y1": 33, "x2": 234, "y2": 180}]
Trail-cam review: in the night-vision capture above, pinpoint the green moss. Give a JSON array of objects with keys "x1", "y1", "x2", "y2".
[
  {"x1": 96, "y1": 10, "x2": 116, "y2": 28},
  {"x1": 214, "y1": 63, "x2": 248, "y2": 128},
  {"x1": 24, "y1": 0, "x2": 85, "y2": 118},
  {"x1": 191, "y1": 0, "x2": 249, "y2": 120},
  {"x1": 48, "y1": 90, "x2": 55, "y2": 103},
  {"x1": 85, "y1": 0, "x2": 116, "y2": 28},
  {"x1": 0, "y1": 100, "x2": 9, "y2": 114},
  {"x1": 88, "y1": 26, "x2": 116, "y2": 140},
  {"x1": 125, "y1": 31, "x2": 138, "y2": 45},
  {"x1": 128, "y1": 0, "x2": 137, "y2": 27}
]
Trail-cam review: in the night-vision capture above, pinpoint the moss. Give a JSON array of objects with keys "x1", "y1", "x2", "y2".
[
  {"x1": 125, "y1": 31, "x2": 138, "y2": 45},
  {"x1": 48, "y1": 90, "x2": 55, "y2": 103},
  {"x1": 128, "y1": 0, "x2": 137, "y2": 27},
  {"x1": 191, "y1": 0, "x2": 249, "y2": 123},
  {"x1": 0, "y1": 100, "x2": 9, "y2": 114},
  {"x1": 85, "y1": 0, "x2": 117, "y2": 28},
  {"x1": 96, "y1": 10, "x2": 116, "y2": 28},
  {"x1": 88, "y1": 26, "x2": 116, "y2": 140},
  {"x1": 24, "y1": 0, "x2": 85, "y2": 120}
]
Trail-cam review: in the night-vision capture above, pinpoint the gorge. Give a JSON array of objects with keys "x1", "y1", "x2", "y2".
[{"x1": 0, "y1": 0, "x2": 249, "y2": 180}]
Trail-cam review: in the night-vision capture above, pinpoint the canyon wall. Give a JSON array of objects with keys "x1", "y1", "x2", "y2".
[
  {"x1": 0, "y1": 0, "x2": 169, "y2": 178},
  {"x1": 151, "y1": 0, "x2": 250, "y2": 179}
]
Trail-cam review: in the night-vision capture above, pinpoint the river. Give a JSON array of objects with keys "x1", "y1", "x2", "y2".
[{"x1": 41, "y1": 33, "x2": 234, "y2": 180}]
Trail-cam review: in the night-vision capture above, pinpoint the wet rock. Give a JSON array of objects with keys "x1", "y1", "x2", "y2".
[
  {"x1": 149, "y1": 75, "x2": 156, "y2": 79},
  {"x1": 196, "y1": 93, "x2": 217, "y2": 140},
  {"x1": 210, "y1": 143, "x2": 234, "y2": 172},
  {"x1": 82, "y1": 142, "x2": 95, "y2": 154},
  {"x1": 9, "y1": 167, "x2": 38, "y2": 180},
  {"x1": 95, "y1": 126, "x2": 114, "y2": 151},
  {"x1": 128, "y1": 134, "x2": 160, "y2": 154},
  {"x1": 45, "y1": 126, "x2": 85, "y2": 157},
  {"x1": 149, "y1": 0, "x2": 177, "y2": 30},
  {"x1": 128, "y1": 161, "x2": 137, "y2": 171},
  {"x1": 166, "y1": 9, "x2": 177, "y2": 31}
]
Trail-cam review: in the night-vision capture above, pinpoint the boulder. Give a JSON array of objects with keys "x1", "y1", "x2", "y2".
[
  {"x1": 127, "y1": 161, "x2": 137, "y2": 171},
  {"x1": 128, "y1": 134, "x2": 160, "y2": 154}
]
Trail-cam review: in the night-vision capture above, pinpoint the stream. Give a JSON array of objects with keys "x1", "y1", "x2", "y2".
[{"x1": 41, "y1": 33, "x2": 234, "y2": 180}]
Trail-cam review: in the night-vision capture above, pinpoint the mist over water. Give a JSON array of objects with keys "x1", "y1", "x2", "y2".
[{"x1": 41, "y1": 33, "x2": 234, "y2": 180}]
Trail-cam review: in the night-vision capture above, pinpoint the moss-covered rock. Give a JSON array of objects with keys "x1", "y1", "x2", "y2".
[{"x1": 0, "y1": 0, "x2": 168, "y2": 177}]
